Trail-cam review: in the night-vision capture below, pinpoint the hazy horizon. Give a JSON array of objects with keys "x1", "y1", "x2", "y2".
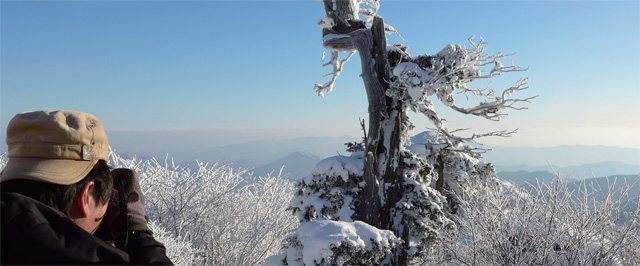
[
  {"x1": 74, "y1": 130, "x2": 640, "y2": 167},
  {"x1": 104, "y1": 129, "x2": 640, "y2": 150},
  {"x1": 3, "y1": 128, "x2": 638, "y2": 159},
  {"x1": 1, "y1": 129, "x2": 637, "y2": 179}
]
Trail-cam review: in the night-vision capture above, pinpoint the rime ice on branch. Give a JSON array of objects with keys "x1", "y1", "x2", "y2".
[{"x1": 387, "y1": 37, "x2": 536, "y2": 144}]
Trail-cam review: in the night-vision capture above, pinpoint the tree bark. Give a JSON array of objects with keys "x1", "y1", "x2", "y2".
[
  {"x1": 436, "y1": 154, "x2": 445, "y2": 192},
  {"x1": 322, "y1": 0, "x2": 359, "y2": 32},
  {"x1": 321, "y1": 3, "x2": 408, "y2": 264}
]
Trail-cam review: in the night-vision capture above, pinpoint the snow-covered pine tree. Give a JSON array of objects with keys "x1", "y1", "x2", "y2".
[{"x1": 273, "y1": 1, "x2": 534, "y2": 265}]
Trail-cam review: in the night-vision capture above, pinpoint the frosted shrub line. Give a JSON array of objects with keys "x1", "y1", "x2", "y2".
[
  {"x1": 1, "y1": 149, "x2": 638, "y2": 265},
  {"x1": 442, "y1": 174, "x2": 640, "y2": 266}
]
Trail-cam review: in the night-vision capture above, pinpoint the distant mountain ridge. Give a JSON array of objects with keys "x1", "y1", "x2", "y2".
[
  {"x1": 110, "y1": 135, "x2": 355, "y2": 167},
  {"x1": 498, "y1": 163, "x2": 639, "y2": 186},
  {"x1": 105, "y1": 134, "x2": 639, "y2": 181},
  {"x1": 497, "y1": 170, "x2": 557, "y2": 185},
  {"x1": 496, "y1": 161, "x2": 640, "y2": 181},
  {"x1": 251, "y1": 151, "x2": 321, "y2": 180},
  {"x1": 483, "y1": 145, "x2": 640, "y2": 167}
]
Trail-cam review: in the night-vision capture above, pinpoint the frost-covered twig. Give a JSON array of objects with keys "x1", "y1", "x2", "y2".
[
  {"x1": 314, "y1": 50, "x2": 356, "y2": 97},
  {"x1": 398, "y1": 91, "x2": 517, "y2": 148},
  {"x1": 360, "y1": 117, "x2": 368, "y2": 141},
  {"x1": 451, "y1": 78, "x2": 537, "y2": 121}
]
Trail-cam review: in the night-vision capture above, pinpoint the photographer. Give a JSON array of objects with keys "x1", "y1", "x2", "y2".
[{"x1": 0, "y1": 110, "x2": 173, "y2": 265}]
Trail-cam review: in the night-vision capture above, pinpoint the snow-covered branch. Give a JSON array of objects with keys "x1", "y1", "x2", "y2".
[
  {"x1": 320, "y1": 0, "x2": 380, "y2": 29},
  {"x1": 390, "y1": 37, "x2": 533, "y2": 113},
  {"x1": 388, "y1": 37, "x2": 535, "y2": 144},
  {"x1": 450, "y1": 78, "x2": 536, "y2": 121},
  {"x1": 314, "y1": 50, "x2": 356, "y2": 97},
  {"x1": 315, "y1": 0, "x2": 400, "y2": 98}
]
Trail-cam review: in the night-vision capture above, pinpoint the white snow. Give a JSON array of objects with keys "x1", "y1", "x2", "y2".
[
  {"x1": 287, "y1": 220, "x2": 397, "y2": 266},
  {"x1": 290, "y1": 152, "x2": 365, "y2": 223},
  {"x1": 310, "y1": 151, "x2": 365, "y2": 182},
  {"x1": 323, "y1": 33, "x2": 352, "y2": 43},
  {"x1": 317, "y1": 17, "x2": 335, "y2": 29}
]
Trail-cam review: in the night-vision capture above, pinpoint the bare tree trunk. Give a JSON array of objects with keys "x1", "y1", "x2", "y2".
[
  {"x1": 321, "y1": 2, "x2": 408, "y2": 263},
  {"x1": 436, "y1": 154, "x2": 445, "y2": 192}
]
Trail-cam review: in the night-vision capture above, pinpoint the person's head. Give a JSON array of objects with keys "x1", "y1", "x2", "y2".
[{"x1": 0, "y1": 110, "x2": 113, "y2": 233}]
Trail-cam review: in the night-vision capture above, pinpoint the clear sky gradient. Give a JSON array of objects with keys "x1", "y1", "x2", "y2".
[{"x1": 1, "y1": 0, "x2": 639, "y2": 149}]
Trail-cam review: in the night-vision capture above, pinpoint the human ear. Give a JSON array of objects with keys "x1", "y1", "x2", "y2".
[{"x1": 75, "y1": 181, "x2": 96, "y2": 218}]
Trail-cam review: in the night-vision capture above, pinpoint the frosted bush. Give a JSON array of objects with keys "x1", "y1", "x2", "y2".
[
  {"x1": 440, "y1": 175, "x2": 640, "y2": 266},
  {"x1": 147, "y1": 221, "x2": 202, "y2": 266},
  {"x1": 0, "y1": 153, "x2": 6, "y2": 172},
  {"x1": 408, "y1": 131, "x2": 500, "y2": 215},
  {"x1": 109, "y1": 149, "x2": 297, "y2": 266}
]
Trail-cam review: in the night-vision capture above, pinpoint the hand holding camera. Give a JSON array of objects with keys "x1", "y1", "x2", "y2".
[{"x1": 99, "y1": 168, "x2": 148, "y2": 249}]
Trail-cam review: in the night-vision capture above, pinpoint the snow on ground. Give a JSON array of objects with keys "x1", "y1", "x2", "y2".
[
  {"x1": 266, "y1": 220, "x2": 398, "y2": 266},
  {"x1": 309, "y1": 151, "x2": 365, "y2": 182}
]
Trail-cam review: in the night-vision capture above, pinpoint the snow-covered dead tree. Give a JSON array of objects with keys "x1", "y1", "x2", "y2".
[{"x1": 279, "y1": 1, "x2": 534, "y2": 265}]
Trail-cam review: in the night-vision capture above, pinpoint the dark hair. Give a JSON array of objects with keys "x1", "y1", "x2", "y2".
[{"x1": 1, "y1": 160, "x2": 113, "y2": 215}]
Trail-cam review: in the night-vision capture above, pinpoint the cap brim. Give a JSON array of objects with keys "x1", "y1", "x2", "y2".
[{"x1": 0, "y1": 158, "x2": 97, "y2": 185}]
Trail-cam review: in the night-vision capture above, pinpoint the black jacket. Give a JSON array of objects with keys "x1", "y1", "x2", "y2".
[{"x1": 1, "y1": 192, "x2": 173, "y2": 265}]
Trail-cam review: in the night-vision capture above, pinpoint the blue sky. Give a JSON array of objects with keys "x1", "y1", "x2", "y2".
[{"x1": 1, "y1": 0, "x2": 639, "y2": 149}]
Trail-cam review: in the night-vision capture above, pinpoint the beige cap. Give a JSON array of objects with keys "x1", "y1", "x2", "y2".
[{"x1": 1, "y1": 110, "x2": 109, "y2": 185}]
